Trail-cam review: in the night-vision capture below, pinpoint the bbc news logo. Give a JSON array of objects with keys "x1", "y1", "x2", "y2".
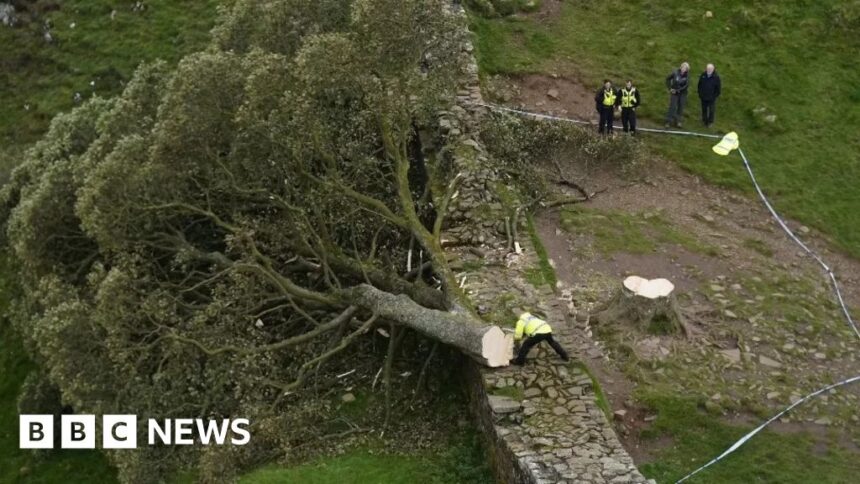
[{"x1": 20, "y1": 415, "x2": 250, "y2": 449}]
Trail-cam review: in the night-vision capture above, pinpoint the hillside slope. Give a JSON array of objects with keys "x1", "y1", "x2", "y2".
[
  {"x1": 469, "y1": 0, "x2": 860, "y2": 257},
  {"x1": 0, "y1": 0, "x2": 225, "y2": 177}
]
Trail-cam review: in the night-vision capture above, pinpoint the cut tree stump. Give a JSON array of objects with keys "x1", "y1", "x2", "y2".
[{"x1": 595, "y1": 276, "x2": 688, "y2": 336}]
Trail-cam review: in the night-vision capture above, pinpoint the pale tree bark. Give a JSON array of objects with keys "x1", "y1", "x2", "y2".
[{"x1": 352, "y1": 284, "x2": 513, "y2": 367}]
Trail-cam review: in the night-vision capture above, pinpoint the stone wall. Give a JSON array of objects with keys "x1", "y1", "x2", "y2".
[
  {"x1": 455, "y1": 243, "x2": 651, "y2": 483},
  {"x1": 465, "y1": 359, "x2": 533, "y2": 484},
  {"x1": 433, "y1": 2, "x2": 509, "y2": 247},
  {"x1": 440, "y1": 3, "x2": 652, "y2": 483}
]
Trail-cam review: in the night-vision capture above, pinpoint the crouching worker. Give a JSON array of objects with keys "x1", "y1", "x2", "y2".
[{"x1": 513, "y1": 312, "x2": 569, "y2": 366}]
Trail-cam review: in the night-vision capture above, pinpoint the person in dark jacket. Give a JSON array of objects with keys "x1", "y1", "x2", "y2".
[
  {"x1": 697, "y1": 63, "x2": 721, "y2": 127},
  {"x1": 618, "y1": 79, "x2": 641, "y2": 134},
  {"x1": 664, "y1": 62, "x2": 690, "y2": 128},
  {"x1": 595, "y1": 79, "x2": 618, "y2": 135}
]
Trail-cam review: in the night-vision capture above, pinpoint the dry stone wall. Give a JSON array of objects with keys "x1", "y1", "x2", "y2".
[
  {"x1": 456, "y1": 243, "x2": 651, "y2": 484},
  {"x1": 434, "y1": 3, "x2": 509, "y2": 246},
  {"x1": 440, "y1": 3, "x2": 652, "y2": 483}
]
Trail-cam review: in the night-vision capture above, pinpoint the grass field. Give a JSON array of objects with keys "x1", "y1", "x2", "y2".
[
  {"x1": 239, "y1": 432, "x2": 492, "y2": 484},
  {"x1": 637, "y1": 392, "x2": 859, "y2": 484},
  {"x1": 469, "y1": 0, "x2": 860, "y2": 258},
  {"x1": 0, "y1": 0, "x2": 226, "y2": 177}
]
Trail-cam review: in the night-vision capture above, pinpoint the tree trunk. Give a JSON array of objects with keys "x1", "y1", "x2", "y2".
[
  {"x1": 595, "y1": 276, "x2": 687, "y2": 336},
  {"x1": 350, "y1": 284, "x2": 513, "y2": 367}
]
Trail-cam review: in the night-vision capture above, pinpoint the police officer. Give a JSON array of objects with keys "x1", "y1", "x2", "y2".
[
  {"x1": 512, "y1": 311, "x2": 569, "y2": 365},
  {"x1": 595, "y1": 79, "x2": 618, "y2": 135},
  {"x1": 619, "y1": 79, "x2": 641, "y2": 134}
]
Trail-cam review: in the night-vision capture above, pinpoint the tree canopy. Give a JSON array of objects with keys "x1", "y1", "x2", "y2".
[{"x1": 1, "y1": 0, "x2": 478, "y2": 480}]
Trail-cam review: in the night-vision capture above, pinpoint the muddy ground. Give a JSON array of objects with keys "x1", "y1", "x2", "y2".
[{"x1": 531, "y1": 154, "x2": 860, "y2": 462}]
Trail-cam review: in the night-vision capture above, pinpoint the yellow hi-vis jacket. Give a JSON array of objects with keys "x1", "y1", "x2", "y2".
[
  {"x1": 712, "y1": 131, "x2": 739, "y2": 156},
  {"x1": 514, "y1": 313, "x2": 552, "y2": 341},
  {"x1": 602, "y1": 89, "x2": 617, "y2": 106},
  {"x1": 620, "y1": 88, "x2": 638, "y2": 108}
]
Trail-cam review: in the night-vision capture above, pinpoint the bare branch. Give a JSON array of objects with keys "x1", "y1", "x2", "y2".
[
  {"x1": 432, "y1": 171, "x2": 464, "y2": 238},
  {"x1": 267, "y1": 312, "x2": 378, "y2": 394}
]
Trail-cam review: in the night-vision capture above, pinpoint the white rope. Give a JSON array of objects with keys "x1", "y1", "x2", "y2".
[
  {"x1": 472, "y1": 101, "x2": 860, "y2": 482},
  {"x1": 738, "y1": 148, "x2": 860, "y2": 339},
  {"x1": 472, "y1": 102, "x2": 722, "y2": 139},
  {"x1": 675, "y1": 375, "x2": 860, "y2": 483}
]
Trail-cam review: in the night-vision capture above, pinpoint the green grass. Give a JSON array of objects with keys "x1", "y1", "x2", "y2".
[
  {"x1": 524, "y1": 213, "x2": 558, "y2": 289},
  {"x1": 735, "y1": 270, "x2": 843, "y2": 337},
  {"x1": 469, "y1": 0, "x2": 860, "y2": 258},
  {"x1": 0, "y1": 255, "x2": 118, "y2": 484},
  {"x1": 240, "y1": 452, "x2": 431, "y2": 484},
  {"x1": 0, "y1": 0, "x2": 225, "y2": 174},
  {"x1": 490, "y1": 385, "x2": 525, "y2": 401},
  {"x1": 637, "y1": 392, "x2": 859, "y2": 483},
  {"x1": 239, "y1": 432, "x2": 492, "y2": 484},
  {"x1": 561, "y1": 208, "x2": 655, "y2": 254},
  {"x1": 646, "y1": 315, "x2": 680, "y2": 336},
  {"x1": 560, "y1": 206, "x2": 719, "y2": 256},
  {"x1": 742, "y1": 238, "x2": 775, "y2": 257}
]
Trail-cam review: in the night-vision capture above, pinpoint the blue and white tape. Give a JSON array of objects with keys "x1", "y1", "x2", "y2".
[
  {"x1": 738, "y1": 148, "x2": 859, "y2": 339},
  {"x1": 675, "y1": 374, "x2": 860, "y2": 483}
]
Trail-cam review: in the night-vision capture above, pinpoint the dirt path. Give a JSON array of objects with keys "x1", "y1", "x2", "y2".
[
  {"x1": 504, "y1": 73, "x2": 599, "y2": 122},
  {"x1": 541, "y1": 158, "x2": 860, "y2": 307}
]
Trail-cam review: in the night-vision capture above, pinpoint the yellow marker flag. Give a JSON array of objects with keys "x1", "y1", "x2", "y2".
[{"x1": 712, "y1": 131, "x2": 739, "y2": 156}]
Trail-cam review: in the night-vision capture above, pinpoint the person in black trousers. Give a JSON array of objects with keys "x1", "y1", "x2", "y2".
[
  {"x1": 595, "y1": 79, "x2": 618, "y2": 135},
  {"x1": 697, "y1": 63, "x2": 721, "y2": 127},
  {"x1": 664, "y1": 62, "x2": 690, "y2": 128},
  {"x1": 512, "y1": 312, "x2": 569, "y2": 366},
  {"x1": 618, "y1": 79, "x2": 641, "y2": 134}
]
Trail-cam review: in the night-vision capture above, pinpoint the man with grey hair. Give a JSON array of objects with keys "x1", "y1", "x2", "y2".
[
  {"x1": 697, "y1": 63, "x2": 722, "y2": 127},
  {"x1": 664, "y1": 62, "x2": 690, "y2": 128}
]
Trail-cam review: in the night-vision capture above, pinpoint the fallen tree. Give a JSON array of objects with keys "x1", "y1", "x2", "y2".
[
  {"x1": 0, "y1": 1, "x2": 507, "y2": 481},
  {"x1": 352, "y1": 284, "x2": 513, "y2": 366}
]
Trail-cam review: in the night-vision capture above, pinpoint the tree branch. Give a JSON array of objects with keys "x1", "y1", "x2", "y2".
[{"x1": 163, "y1": 306, "x2": 358, "y2": 356}]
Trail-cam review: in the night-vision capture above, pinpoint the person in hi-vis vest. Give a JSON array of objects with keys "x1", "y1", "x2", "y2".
[
  {"x1": 594, "y1": 79, "x2": 618, "y2": 135},
  {"x1": 512, "y1": 311, "x2": 569, "y2": 366},
  {"x1": 619, "y1": 80, "x2": 641, "y2": 135}
]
